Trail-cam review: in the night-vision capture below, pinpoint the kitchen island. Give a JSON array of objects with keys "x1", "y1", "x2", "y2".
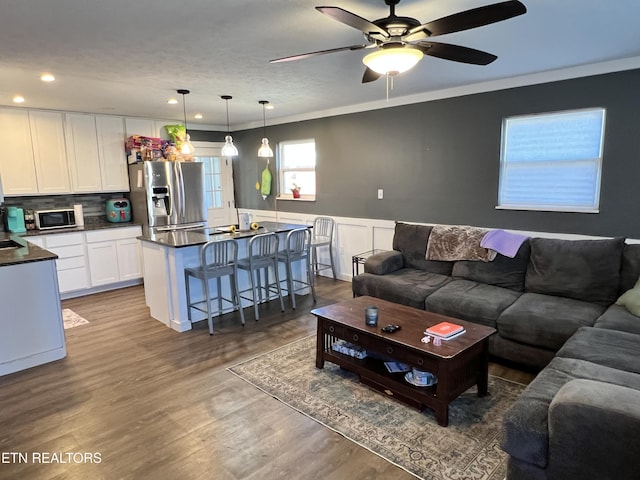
[
  {"x1": 0, "y1": 233, "x2": 66, "y2": 376},
  {"x1": 138, "y1": 222, "x2": 310, "y2": 332}
]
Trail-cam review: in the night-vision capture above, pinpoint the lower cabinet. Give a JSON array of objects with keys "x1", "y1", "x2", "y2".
[
  {"x1": 26, "y1": 225, "x2": 142, "y2": 296},
  {"x1": 86, "y1": 227, "x2": 143, "y2": 286}
]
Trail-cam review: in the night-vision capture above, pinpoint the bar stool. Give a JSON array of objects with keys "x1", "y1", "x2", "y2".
[
  {"x1": 237, "y1": 232, "x2": 285, "y2": 321},
  {"x1": 184, "y1": 238, "x2": 244, "y2": 335},
  {"x1": 277, "y1": 227, "x2": 316, "y2": 310},
  {"x1": 311, "y1": 216, "x2": 337, "y2": 279}
]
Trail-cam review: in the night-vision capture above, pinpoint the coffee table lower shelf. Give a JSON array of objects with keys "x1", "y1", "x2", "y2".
[{"x1": 320, "y1": 349, "x2": 449, "y2": 424}]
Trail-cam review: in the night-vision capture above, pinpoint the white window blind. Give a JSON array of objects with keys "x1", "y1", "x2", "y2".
[{"x1": 498, "y1": 108, "x2": 605, "y2": 212}]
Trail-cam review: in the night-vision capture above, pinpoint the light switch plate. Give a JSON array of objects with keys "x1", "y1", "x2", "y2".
[{"x1": 377, "y1": 189, "x2": 383, "y2": 199}]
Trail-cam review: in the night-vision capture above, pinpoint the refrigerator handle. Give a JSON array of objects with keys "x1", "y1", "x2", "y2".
[{"x1": 177, "y1": 162, "x2": 186, "y2": 219}]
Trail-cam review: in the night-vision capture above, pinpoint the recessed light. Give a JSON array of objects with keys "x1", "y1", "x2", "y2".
[
  {"x1": 194, "y1": 113, "x2": 203, "y2": 119},
  {"x1": 265, "y1": 104, "x2": 275, "y2": 110},
  {"x1": 168, "y1": 98, "x2": 178, "y2": 104},
  {"x1": 13, "y1": 95, "x2": 25, "y2": 104},
  {"x1": 40, "y1": 73, "x2": 55, "y2": 82}
]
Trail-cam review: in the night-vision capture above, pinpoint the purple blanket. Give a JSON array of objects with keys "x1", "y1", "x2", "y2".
[{"x1": 480, "y1": 229, "x2": 529, "y2": 258}]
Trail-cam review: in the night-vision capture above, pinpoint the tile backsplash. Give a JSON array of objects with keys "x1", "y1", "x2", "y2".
[{"x1": 4, "y1": 193, "x2": 129, "y2": 219}]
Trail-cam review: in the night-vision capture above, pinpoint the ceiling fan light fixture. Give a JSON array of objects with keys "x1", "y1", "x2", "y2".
[
  {"x1": 220, "y1": 95, "x2": 239, "y2": 157},
  {"x1": 257, "y1": 100, "x2": 274, "y2": 158},
  {"x1": 363, "y1": 46, "x2": 423, "y2": 75}
]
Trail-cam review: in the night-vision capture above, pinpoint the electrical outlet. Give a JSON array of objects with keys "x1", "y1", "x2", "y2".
[{"x1": 377, "y1": 189, "x2": 384, "y2": 200}]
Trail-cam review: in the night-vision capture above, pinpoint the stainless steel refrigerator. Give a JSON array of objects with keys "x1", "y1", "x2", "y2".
[{"x1": 128, "y1": 162, "x2": 206, "y2": 231}]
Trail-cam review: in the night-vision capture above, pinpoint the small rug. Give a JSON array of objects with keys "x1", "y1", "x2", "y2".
[
  {"x1": 228, "y1": 336, "x2": 524, "y2": 480},
  {"x1": 62, "y1": 309, "x2": 90, "y2": 329}
]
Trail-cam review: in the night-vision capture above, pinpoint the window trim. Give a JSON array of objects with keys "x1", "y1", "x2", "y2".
[
  {"x1": 497, "y1": 107, "x2": 606, "y2": 214},
  {"x1": 276, "y1": 138, "x2": 317, "y2": 201}
]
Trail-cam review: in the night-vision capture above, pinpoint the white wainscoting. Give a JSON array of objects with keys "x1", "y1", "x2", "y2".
[
  {"x1": 240, "y1": 208, "x2": 638, "y2": 281},
  {"x1": 242, "y1": 209, "x2": 396, "y2": 281}
]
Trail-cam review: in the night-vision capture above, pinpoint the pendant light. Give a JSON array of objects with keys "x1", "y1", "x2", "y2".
[
  {"x1": 220, "y1": 95, "x2": 238, "y2": 157},
  {"x1": 177, "y1": 89, "x2": 195, "y2": 156},
  {"x1": 257, "y1": 100, "x2": 273, "y2": 158}
]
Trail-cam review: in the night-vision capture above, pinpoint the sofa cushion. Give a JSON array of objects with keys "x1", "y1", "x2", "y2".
[
  {"x1": 497, "y1": 293, "x2": 605, "y2": 350},
  {"x1": 501, "y1": 356, "x2": 640, "y2": 469},
  {"x1": 524, "y1": 237, "x2": 625, "y2": 306},
  {"x1": 451, "y1": 239, "x2": 531, "y2": 292},
  {"x1": 556, "y1": 326, "x2": 640, "y2": 374},
  {"x1": 392, "y1": 222, "x2": 453, "y2": 275},
  {"x1": 351, "y1": 268, "x2": 451, "y2": 310},
  {"x1": 425, "y1": 279, "x2": 521, "y2": 329},
  {"x1": 594, "y1": 305, "x2": 640, "y2": 335},
  {"x1": 363, "y1": 250, "x2": 403, "y2": 275}
]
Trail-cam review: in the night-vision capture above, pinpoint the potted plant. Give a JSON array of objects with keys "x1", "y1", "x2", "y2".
[{"x1": 291, "y1": 183, "x2": 301, "y2": 199}]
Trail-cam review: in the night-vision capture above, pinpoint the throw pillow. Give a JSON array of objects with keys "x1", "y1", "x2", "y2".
[{"x1": 616, "y1": 277, "x2": 640, "y2": 316}]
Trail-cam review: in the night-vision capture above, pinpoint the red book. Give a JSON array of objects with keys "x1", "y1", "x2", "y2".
[{"x1": 426, "y1": 321, "x2": 465, "y2": 338}]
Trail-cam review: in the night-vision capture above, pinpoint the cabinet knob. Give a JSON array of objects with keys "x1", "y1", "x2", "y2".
[
  {"x1": 328, "y1": 326, "x2": 335, "y2": 333},
  {"x1": 352, "y1": 334, "x2": 359, "y2": 342},
  {"x1": 387, "y1": 346, "x2": 394, "y2": 355},
  {"x1": 417, "y1": 358, "x2": 424, "y2": 366}
]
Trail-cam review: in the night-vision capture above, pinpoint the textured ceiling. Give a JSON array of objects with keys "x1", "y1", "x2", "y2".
[{"x1": 1, "y1": 0, "x2": 640, "y2": 129}]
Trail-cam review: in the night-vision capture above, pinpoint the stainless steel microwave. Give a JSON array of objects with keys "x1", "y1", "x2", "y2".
[{"x1": 34, "y1": 209, "x2": 76, "y2": 230}]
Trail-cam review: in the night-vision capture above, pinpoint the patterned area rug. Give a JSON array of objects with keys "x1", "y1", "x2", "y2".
[
  {"x1": 62, "y1": 309, "x2": 90, "y2": 329},
  {"x1": 228, "y1": 336, "x2": 524, "y2": 480}
]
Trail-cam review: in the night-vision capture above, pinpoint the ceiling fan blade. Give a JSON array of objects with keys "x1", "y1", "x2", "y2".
[
  {"x1": 362, "y1": 67, "x2": 382, "y2": 83},
  {"x1": 270, "y1": 44, "x2": 369, "y2": 63},
  {"x1": 407, "y1": 0, "x2": 526, "y2": 38},
  {"x1": 316, "y1": 6, "x2": 389, "y2": 38},
  {"x1": 417, "y1": 42, "x2": 497, "y2": 65}
]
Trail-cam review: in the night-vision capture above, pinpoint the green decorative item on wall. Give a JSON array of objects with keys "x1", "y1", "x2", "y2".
[{"x1": 261, "y1": 164, "x2": 272, "y2": 200}]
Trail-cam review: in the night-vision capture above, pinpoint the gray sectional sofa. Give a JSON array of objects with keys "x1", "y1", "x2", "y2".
[{"x1": 352, "y1": 221, "x2": 640, "y2": 480}]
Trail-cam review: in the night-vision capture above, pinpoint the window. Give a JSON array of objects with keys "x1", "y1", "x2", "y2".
[
  {"x1": 197, "y1": 155, "x2": 223, "y2": 209},
  {"x1": 278, "y1": 139, "x2": 316, "y2": 200},
  {"x1": 498, "y1": 108, "x2": 606, "y2": 213}
]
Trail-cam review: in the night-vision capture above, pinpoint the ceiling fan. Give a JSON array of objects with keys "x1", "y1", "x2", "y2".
[{"x1": 271, "y1": 0, "x2": 527, "y2": 83}]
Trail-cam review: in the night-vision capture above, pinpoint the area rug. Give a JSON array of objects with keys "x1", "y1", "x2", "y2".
[
  {"x1": 62, "y1": 309, "x2": 90, "y2": 329},
  {"x1": 228, "y1": 336, "x2": 524, "y2": 480}
]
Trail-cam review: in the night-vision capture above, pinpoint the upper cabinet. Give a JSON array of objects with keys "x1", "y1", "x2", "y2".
[
  {"x1": 66, "y1": 113, "x2": 128, "y2": 192},
  {"x1": 29, "y1": 111, "x2": 71, "y2": 194},
  {"x1": 0, "y1": 108, "x2": 38, "y2": 195},
  {"x1": 0, "y1": 109, "x2": 70, "y2": 195},
  {"x1": 124, "y1": 117, "x2": 175, "y2": 141},
  {"x1": 96, "y1": 116, "x2": 128, "y2": 191}
]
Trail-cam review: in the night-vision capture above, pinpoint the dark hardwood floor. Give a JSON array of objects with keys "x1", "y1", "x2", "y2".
[{"x1": 0, "y1": 278, "x2": 534, "y2": 480}]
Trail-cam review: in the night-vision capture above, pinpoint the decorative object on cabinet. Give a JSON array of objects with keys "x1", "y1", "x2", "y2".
[
  {"x1": 220, "y1": 95, "x2": 239, "y2": 157},
  {"x1": 257, "y1": 100, "x2": 273, "y2": 158}
]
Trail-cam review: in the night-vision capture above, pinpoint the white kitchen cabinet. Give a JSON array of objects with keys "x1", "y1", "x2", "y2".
[
  {"x1": 0, "y1": 108, "x2": 38, "y2": 195},
  {"x1": 125, "y1": 117, "x2": 157, "y2": 138},
  {"x1": 116, "y1": 237, "x2": 144, "y2": 280},
  {"x1": 87, "y1": 240, "x2": 119, "y2": 285},
  {"x1": 65, "y1": 113, "x2": 102, "y2": 192},
  {"x1": 65, "y1": 114, "x2": 128, "y2": 193},
  {"x1": 29, "y1": 110, "x2": 71, "y2": 194},
  {"x1": 0, "y1": 259, "x2": 66, "y2": 376},
  {"x1": 96, "y1": 115, "x2": 128, "y2": 191},
  {"x1": 86, "y1": 226, "x2": 142, "y2": 286},
  {"x1": 36, "y1": 232, "x2": 90, "y2": 293}
]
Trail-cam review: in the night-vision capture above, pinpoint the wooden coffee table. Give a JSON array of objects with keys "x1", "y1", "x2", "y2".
[{"x1": 311, "y1": 296, "x2": 496, "y2": 427}]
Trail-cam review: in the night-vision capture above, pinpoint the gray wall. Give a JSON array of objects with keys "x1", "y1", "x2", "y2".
[{"x1": 233, "y1": 69, "x2": 640, "y2": 238}]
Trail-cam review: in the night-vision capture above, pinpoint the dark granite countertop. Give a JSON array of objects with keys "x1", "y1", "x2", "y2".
[
  {"x1": 138, "y1": 221, "x2": 310, "y2": 248},
  {"x1": 0, "y1": 233, "x2": 58, "y2": 267}
]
